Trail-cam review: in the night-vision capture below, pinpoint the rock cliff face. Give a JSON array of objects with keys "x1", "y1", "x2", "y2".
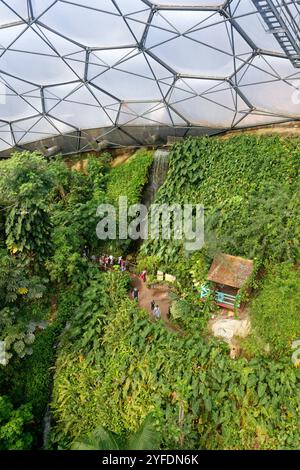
[{"x1": 211, "y1": 317, "x2": 251, "y2": 359}]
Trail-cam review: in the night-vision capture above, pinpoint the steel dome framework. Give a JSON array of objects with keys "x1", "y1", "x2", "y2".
[{"x1": 0, "y1": 0, "x2": 299, "y2": 156}]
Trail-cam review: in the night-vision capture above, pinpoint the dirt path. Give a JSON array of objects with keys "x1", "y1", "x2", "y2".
[{"x1": 130, "y1": 274, "x2": 183, "y2": 334}]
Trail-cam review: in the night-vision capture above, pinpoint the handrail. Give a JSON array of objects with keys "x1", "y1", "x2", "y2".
[
  {"x1": 200, "y1": 285, "x2": 239, "y2": 307},
  {"x1": 252, "y1": 0, "x2": 300, "y2": 67}
]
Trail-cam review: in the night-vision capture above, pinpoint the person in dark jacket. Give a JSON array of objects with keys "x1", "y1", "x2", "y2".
[{"x1": 132, "y1": 288, "x2": 139, "y2": 301}]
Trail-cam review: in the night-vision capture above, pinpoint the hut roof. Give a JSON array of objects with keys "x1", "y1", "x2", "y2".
[{"x1": 207, "y1": 253, "x2": 254, "y2": 289}]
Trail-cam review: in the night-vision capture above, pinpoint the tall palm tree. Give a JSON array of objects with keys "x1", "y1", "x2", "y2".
[{"x1": 71, "y1": 415, "x2": 160, "y2": 450}]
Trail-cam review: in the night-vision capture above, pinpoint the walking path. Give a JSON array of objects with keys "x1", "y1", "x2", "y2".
[
  {"x1": 130, "y1": 274, "x2": 183, "y2": 334},
  {"x1": 98, "y1": 258, "x2": 183, "y2": 334}
]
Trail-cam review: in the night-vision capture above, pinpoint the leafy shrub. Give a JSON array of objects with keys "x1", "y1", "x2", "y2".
[
  {"x1": 59, "y1": 271, "x2": 131, "y2": 363},
  {"x1": 0, "y1": 250, "x2": 46, "y2": 305},
  {"x1": 135, "y1": 255, "x2": 161, "y2": 278},
  {"x1": 0, "y1": 250, "x2": 48, "y2": 364},
  {"x1": 0, "y1": 286, "x2": 81, "y2": 449},
  {"x1": 51, "y1": 271, "x2": 300, "y2": 450},
  {"x1": 0, "y1": 395, "x2": 33, "y2": 450},
  {"x1": 46, "y1": 155, "x2": 108, "y2": 284},
  {"x1": 71, "y1": 414, "x2": 160, "y2": 450},
  {"x1": 0, "y1": 148, "x2": 155, "y2": 448},
  {"x1": 248, "y1": 262, "x2": 300, "y2": 358},
  {"x1": 107, "y1": 150, "x2": 153, "y2": 206},
  {"x1": 0, "y1": 152, "x2": 61, "y2": 265}
]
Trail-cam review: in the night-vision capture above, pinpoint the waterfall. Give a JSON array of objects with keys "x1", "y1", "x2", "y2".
[{"x1": 143, "y1": 149, "x2": 169, "y2": 208}]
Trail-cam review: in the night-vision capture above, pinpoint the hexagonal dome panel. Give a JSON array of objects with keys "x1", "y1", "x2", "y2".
[{"x1": 0, "y1": 0, "x2": 299, "y2": 155}]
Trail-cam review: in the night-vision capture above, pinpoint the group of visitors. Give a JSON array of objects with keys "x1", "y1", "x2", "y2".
[
  {"x1": 82, "y1": 244, "x2": 129, "y2": 272},
  {"x1": 85, "y1": 248, "x2": 163, "y2": 321},
  {"x1": 86, "y1": 246, "x2": 163, "y2": 320},
  {"x1": 98, "y1": 254, "x2": 129, "y2": 271}
]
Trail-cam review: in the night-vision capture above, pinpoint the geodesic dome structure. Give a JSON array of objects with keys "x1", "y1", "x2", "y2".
[{"x1": 0, "y1": 0, "x2": 299, "y2": 156}]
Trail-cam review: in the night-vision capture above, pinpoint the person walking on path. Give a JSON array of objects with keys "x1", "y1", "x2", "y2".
[
  {"x1": 83, "y1": 245, "x2": 89, "y2": 258},
  {"x1": 132, "y1": 287, "x2": 139, "y2": 301},
  {"x1": 150, "y1": 299, "x2": 155, "y2": 312},
  {"x1": 120, "y1": 259, "x2": 126, "y2": 272},
  {"x1": 153, "y1": 304, "x2": 161, "y2": 320},
  {"x1": 140, "y1": 270, "x2": 147, "y2": 283}
]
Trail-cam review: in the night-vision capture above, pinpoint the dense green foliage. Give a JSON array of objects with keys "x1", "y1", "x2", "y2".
[
  {"x1": 140, "y1": 135, "x2": 300, "y2": 360},
  {"x1": 0, "y1": 396, "x2": 33, "y2": 450},
  {"x1": 107, "y1": 150, "x2": 153, "y2": 206},
  {"x1": 45, "y1": 156, "x2": 109, "y2": 284},
  {"x1": 51, "y1": 270, "x2": 300, "y2": 450},
  {"x1": 1, "y1": 137, "x2": 300, "y2": 451},
  {"x1": 142, "y1": 135, "x2": 300, "y2": 265},
  {"x1": 244, "y1": 263, "x2": 300, "y2": 358},
  {"x1": 46, "y1": 150, "x2": 153, "y2": 277},
  {"x1": 0, "y1": 152, "x2": 56, "y2": 265},
  {"x1": 0, "y1": 250, "x2": 47, "y2": 364},
  {"x1": 103, "y1": 150, "x2": 153, "y2": 253},
  {"x1": 71, "y1": 415, "x2": 160, "y2": 450},
  {"x1": 0, "y1": 148, "x2": 153, "y2": 449},
  {"x1": 0, "y1": 289, "x2": 79, "y2": 447}
]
